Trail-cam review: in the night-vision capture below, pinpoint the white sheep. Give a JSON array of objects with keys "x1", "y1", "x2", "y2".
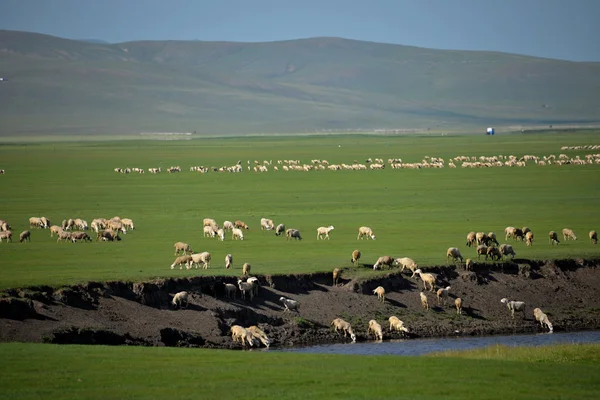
[
  {"x1": 275, "y1": 223, "x2": 286, "y2": 236},
  {"x1": 216, "y1": 228, "x2": 225, "y2": 241},
  {"x1": 203, "y1": 225, "x2": 217, "y2": 238},
  {"x1": 238, "y1": 279, "x2": 255, "y2": 301},
  {"x1": 190, "y1": 251, "x2": 211, "y2": 269},
  {"x1": 500, "y1": 298, "x2": 526, "y2": 319},
  {"x1": 436, "y1": 286, "x2": 451, "y2": 306},
  {"x1": 420, "y1": 291, "x2": 429, "y2": 311},
  {"x1": 247, "y1": 325, "x2": 271, "y2": 347},
  {"x1": 388, "y1": 316, "x2": 409, "y2": 335},
  {"x1": 246, "y1": 276, "x2": 260, "y2": 297},
  {"x1": 333, "y1": 268, "x2": 341, "y2": 286},
  {"x1": 351, "y1": 249, "x2": 361, "y2": 266},
  {"x1": 260, "y1": 218, "x2": 275, "y2": 231},
  {"x1": 170, "y1": 255, "x2": 192, "y2": 270},
  {"x1": 174, "y1": 241, "x2": 193, "y2": 256},
  {"x1": 525, "y1": 231, "x2": 534, "y2": 246},
  {"x1": 373, "y1": 286, "x2": 385, "y2": 303},
  {"x1": 476, "y1": 244, "x2": 488, "y2": 260},
  {"x1": 224, "y1": 283, "x2": 237, "y2": 300},
  {"x1": 562, "y1": 228, "x2": 577, "y2": 241},
  {"x1": 232, "y1": 228, "x2": 244, "y2": 240},
  {"x1": 225, "y1": 253, "x2": 233, "y2": 269},
  {"x1": 533, "y1": 308, "x2": 553, "y2": 332},
  {"x1": 316, "y1": 225, "x2": 335, "y2": 240},
  {"x1": 279, "y1": 297, "x2": 299, "y2": 313},
  {"x1": 455, "y1": 298, "x2": 463, "y2": 315},
  {"x1": 171, "y1": 291, "x2": 189, "y2": 309},
  {"x1": 242, "y1": 262, "x2": 251, "y2": 276},
  {"x1": 331, "y1": 318, "x2": 356, "y2": 342},
  {"x1": 446, "y1": 247, "x2": 464, "y2": 263},
  {"x1": 367, "y1": 320, "x2": 383, "y2": 341},
  {"x1": 357, "y1": 226, "x2": 376, "y2": 240},
  {"x1": 499, "y1": 244, "x2": 516, "y2": 260},
  {"x1": 395, "y1": 257, "x2": 418, "y2": 277},
  {"x1": 223, "y1": 220, "x2": 235, "y2": 231},
  {"x1": 466, "y1": 231, "x2": 476, "y2": 247},
  {"x1": 465, "y1": 258, "x2": 474, "y2": 271},
  {"x1": 121, "y1": 218, "x2": 134, "y2": 231},
  {"x1": 0, "y1": 230, "x2": 12, "y2": 242},
  {"x1": 413, "y1": 269, "x2": 436, "y2": 292},
  {"x1": 230, "y1": 325, "x2": 255, "y2": 347}
]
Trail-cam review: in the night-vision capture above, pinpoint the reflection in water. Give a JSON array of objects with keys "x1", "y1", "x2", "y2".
[{"x1": 277, "y1": 331, "x2": 600, "y2": 356}]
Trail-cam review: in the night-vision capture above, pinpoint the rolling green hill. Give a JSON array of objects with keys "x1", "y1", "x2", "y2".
[{"x1": 1, "y1": 30, "x2": 599, "y2": 135}]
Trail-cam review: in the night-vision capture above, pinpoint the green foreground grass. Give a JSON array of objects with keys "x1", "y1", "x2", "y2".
[
  {"x1": 1, "y1": 342, "x2": 599, "y2": 399},
  {"x1": 0, "y1": 132, "x2": 599, "y2": 290}
]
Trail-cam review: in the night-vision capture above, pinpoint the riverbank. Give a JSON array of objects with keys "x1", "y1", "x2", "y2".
[{"x1": 1, "y1": 258, "x2": 599, "y2": 348}]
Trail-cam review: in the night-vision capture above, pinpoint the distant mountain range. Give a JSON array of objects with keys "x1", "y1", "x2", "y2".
[{"x1": 1, "y1": 29, "x2": 599, "y2": 135}]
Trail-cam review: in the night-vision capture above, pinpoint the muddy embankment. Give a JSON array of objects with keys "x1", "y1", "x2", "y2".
[{"x1": 1, "y1": 259, "x2": 600, "y2": 350}]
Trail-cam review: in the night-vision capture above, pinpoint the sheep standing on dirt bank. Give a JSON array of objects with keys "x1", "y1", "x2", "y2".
[
  {"x1": 465, "y1": 258, "x2": 473, "y2": 271},
  {"x1": 525, "y1": 231, "x2": 534, "y2": 246},
  {"x1": 275, "y1": 223, "x2": 286, "y2": 236},
  {"x1": 19, "y1": 230, "x2": 31, "y2": 243},
  {"x1": 357, "y1": 226, "x2": 376, "y2": 240},
  {"x1": 388, "y1": 316, "x2": 409, "y2": 335},
  {"x1": 446, "y1": 247, "x2": 464, "y2": 263},
  {"x1": 317, "y1": 225, "x2": 335, "y2": 240},
  {"x1": 499, "y1": 244, "x2": 516, "y2": 260},
  {"x1": 224, "y1": 283, "x2": 237, "y2": 300},
  {"x1": 225, "y1": 254, "x2": 233, "y2": 269},
  {"x1": 420, "y1": 292, "x2": 429, "y2": 311},
  {"x1": 548, "y1": 231, "x2": 560, "y2": 246},
  {"x1": 286, "y1": 229, "x2": 302, "y2": 241},
  {"x1": 500, "y1": 298, "x2": 526, "y2": 319},
  {"x1": 486, "y1": 246, "x2": 501, "y2": 261},
  {"x1": 242, "y1": 263, "x2": 251, "y2": 276},
  {"x1": 230, "y1": 325, "x2": 254, "y2": 347},
  {"x1": 373, "y1": 255, "x2": 394, "y2": 270},
  {"x1": 171, "y1": 291, "x2": 189, "y2": 309},
  {"x1": 232, "y1": 228, "x2": 244, "y2": 240},
  {"x1": 368, "y1": 320, "x2": 383, "y2": 340},
  {"x1": 395, "y1": 257, "x2": 418, "y2": 277},
  {"x1": 170, "y1": 255, "x2": 192, "y2": 270},
  {"x1": 247, "y1": 326, "x2": 271, "y2": 347},
  {"x1": 533, "y1": 308, "x2": 553, "y2": 332},
  {"x1": 174, "y1": 242, "x2": 193, "y2": 256},
  {"x1": 280, "y1": 297, "x2": 299, "y2": 313},
  {"x1": 466, "y1": 231, "x2": 476, "y2": 247},
  {"x1": 455, "y1": 298, "x2": 463, "y2": 315},
  {"x1": 436, "y1": 286, "x2": 451, "y2": 306},
  {"x1": 562, "y1": 228, "x2": 577, "y2": 241},
  {"x1": 333, "y1": 268, "x2": 341, "y2": 286},
  {"x1": 414, "y1": 269, "x2": 436, "y2": 292},
  {"x1": 190, "y1": 251, "x2": 211, "y2": 269},
  {"x1": 589, "y1": 230, "x2": 597, "y2": 245},
  {"x1": 373, "y1": 286, "x2": 386, "y2": 303},
  {"x1": 331, "y1": 318, "x2": 356, "y2": 342},
  {"x1": 237, "y1": 279, "x2": 255, "y2": 301},
  {"x1": 351, "y1": 249, "x2": 361, "y2": 266}
]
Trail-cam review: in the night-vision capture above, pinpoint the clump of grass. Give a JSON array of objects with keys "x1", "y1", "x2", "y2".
[
  {"x1": 428, "y1": 343, "x2": 600, "y2": 364},
  {"x1": 294, "y1": 317, "x2": 316, "y2": 329}
]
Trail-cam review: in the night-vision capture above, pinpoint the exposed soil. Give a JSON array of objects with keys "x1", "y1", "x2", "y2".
[{"x1": 1, "y1": 259, "x2": 600, "y2": 350}]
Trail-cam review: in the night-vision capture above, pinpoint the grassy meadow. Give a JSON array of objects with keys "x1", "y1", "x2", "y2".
[
  {"x1": 0, "y1": 342, "x2": 599, "y2": 399},
  {"x1": 0, "y1": 131, "x2": 599, "y2": 290}
]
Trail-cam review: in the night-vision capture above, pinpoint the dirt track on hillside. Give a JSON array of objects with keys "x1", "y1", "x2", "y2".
[{"x1": 1, "y1": 259, "x2": 600, "y2": 349}]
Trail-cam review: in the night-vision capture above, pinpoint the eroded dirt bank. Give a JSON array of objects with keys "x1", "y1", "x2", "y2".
[{"x1": 1, "y1": 259, "x2": 600, "y2": 349}]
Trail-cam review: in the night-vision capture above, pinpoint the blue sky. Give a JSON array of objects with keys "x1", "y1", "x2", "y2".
[{"x1": 1, "y1": 0, "x2": 598, "y2": 61}]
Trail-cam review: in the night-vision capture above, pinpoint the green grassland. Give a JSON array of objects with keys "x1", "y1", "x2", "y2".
[
  {"x1": 0, "y1": 342, "x2": 599, "y2": 399},
  {"x1": 0, "y1": 131, "x2": 599, "y2": 290}
]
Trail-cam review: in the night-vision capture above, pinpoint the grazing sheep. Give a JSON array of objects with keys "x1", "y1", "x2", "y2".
[
  {"x1": 388, "y1": 316, "x2": 409, "y2": 335},
  {"x1": 275, "y1": 223, "x2": 286, "y2": 236},
  {"x1": 373, "y1": 286, "x2": 386, "y2": 303},
  {"x1": 170, "y1": 255, "x2": 193, "y2": 270},
  {"x1": 29, "y1": 217, "x2": 44, "y2": 229},
  {"x1": 499, "y1": 244, "x2": 516, "y2": 260},
  {"x1": 247, "y1": 326, "x2": 271, "y2": 347},
  {"x1": 19, "y1": 230, "x2": 31, "y2": 243},
  {"x1": 232, "y1": 228, "x2": 244, "y2": 240},
  {"x1": 466, "y1": 231, "x2": 476, "y2": 247},
  {"x1": 96, "y1": 229, "x2": 121, "y2": 242},
  {"x1": 333, "y1": 268, "x2": 341, "y2": 286},
  {"x1": 446, "y1": 247, "x2": 464, "y2": 263},
  {"x1": 61, "y1": 218, "x2": 75, "y2": 231},
  {"x1": 373, "y1": 255, "x2": 394, "y2": 270},
  {"x1": 548, "y1": 231, "x2": 560, "y2": 246},
  {"x1": 57, "y1": 230, "x2": 73, "y2": 243},
  {"x1": 525, "y1": 231, "x2": 534, "y2": 246},
  {"x1": 224, "y1": 283, "x2": 237, "y2": 300},
  {"x1": 331, "y1": 318, "x2": 356, "y2": 342},
  {"x1": 223, "y1": 220, "x2": 235, "y2": 231},
  {"x1": 203, "y1": 218, "x2": 217, "y2": 227},
  {"x1": 533, "y1": 308, "x2": 554, "y2": 332},
  {"x1": 0, "y1": 230, "x2": 12, "y2": 243},
  {"x1": 71, "y1": 231, "x2": 92, "y2": 242},
  {"x1": 216, "y1": 228, "x2": 225, "y2": 241},
  {"x1": 351, "y1": 249, "x2": 361, "y2": 266},
  {"x1": 230, "y1": 325, "x2": 254, "y2": 347},
  {"x1": 203, "y1": 225, "x2": 217, "y2": 238},
  {"x1": 90, "y1": 219, "x2": 105, "y2": 233},
  {"x1": 260, "y1": 218, "x2": 275, "y2": 231},
  {"x1": 487, "y1": 232, "x2": 499, "y2": 246},
  {"x1": 500, "y1": 298, "x2": 526, "y2": 319},
  {"x1": 420, "y1": 291, "x2": 429, "y2": 311},
  {"x1": 0, "y1": 220, "x2": 11, "y2": 231},
  {"x1": 285, "y1": 228, "x2": 302, "y2": 241},
  {"x1": 395, "y1": 257, "x2": 418, "y2": 277},
  {"x1": 190, "y1": 251, "x2": 211, "y2": 269},
  {"x1": 475, "y1": 232, "x2": 488, "y2": 246},
  {"x1": 121, "y1": 218, "x2": 134, "y2": 231},
  {"x1": 413, "y1": 269, "x2": 436, "y2": 292},
  {"x1": 465, "y1": 258, "x2": 474, "y2": 271},
  {"x1": 590, "y1": 230, "x2": 598, "y2": 245},
  {"x1": 504, "y1": 226, "x2": 517, "y2": 241},
  {"x1": 73, "y1": 218, "x2": 88, "y2": 231},
  {"x1": 279, "y1": 297, "x2": 300, "y2": 313},
  {"x1": 357, "y1": 226, "x2": 376, "y2": 240},
  {"x1": 316, "y1": 225, "x2": 335, "y2": 240},
  {"x1": 171, "y1": 291, "x2": 189, "y2": 309},
  {"x1": 174, "y1": 242, "x2": 193, "y2": 256},
  {"x1": 436, "y1": 286, "x2": 451, "y2": 306},
  {"x1": 513, "y1": 228, "x2": 525, "y2": 241},
  {"x1": 368, "y1": 320, "x2": 383, "y2": 340},
  {"x1": 562, "y1": 228, "x2": 577, "y2": 241},
  {"x1": 455, "y1": 298, "x2": 463, "y2": 315},
  {"x1": 234, "y1": 220, "x2": 249, "y2": 230},
  {"x1": 476, "y1": 244, "x2": 488, "y2": 260},
  {"x1": 237, "y1": 279, "x2": 255, "y2": 301},
  {"x1": 242, "y1": 263, "x2": 251, "y2": 276},
  {"x1": 225, "y1": 253, "x2": 233, "y2": 269},
  {"x1": 486, "y1": 246, "x2": 501, "y2": 261}
]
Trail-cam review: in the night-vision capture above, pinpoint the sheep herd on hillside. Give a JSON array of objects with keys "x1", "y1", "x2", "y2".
[{"x1": 111, "y1": 150, "x2": 600, "y2": 175}]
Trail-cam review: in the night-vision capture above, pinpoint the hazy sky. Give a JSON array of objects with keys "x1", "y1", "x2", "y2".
[{"x1": 1, "y1": 0, "x2": 598, "y2": 61}]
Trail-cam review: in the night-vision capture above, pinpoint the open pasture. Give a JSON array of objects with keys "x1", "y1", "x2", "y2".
[
  {"x1": 0, "y1": 132, "x2": 599, "y2": 290},
  {"x1": 0, "y1": 342, "x2": 599, "y2": 399}
]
